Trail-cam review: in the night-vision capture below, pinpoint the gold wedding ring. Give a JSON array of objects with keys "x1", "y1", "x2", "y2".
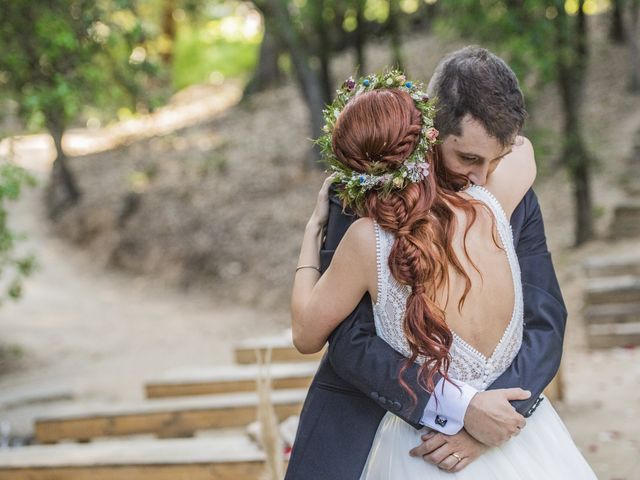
[{"x1": 451, "y1": 453, "x2": 462, "y2": 463}]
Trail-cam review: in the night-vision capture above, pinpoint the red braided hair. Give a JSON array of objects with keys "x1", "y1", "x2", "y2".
[{"x1": 332, "y1": 88, "x2": 482, "y2": 401}]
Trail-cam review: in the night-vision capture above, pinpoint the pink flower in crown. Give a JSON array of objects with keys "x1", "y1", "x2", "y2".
[
  {"x1": 381, "y1": 173, "x2": 393, "y2": 184},
  {"x1": 426, "y1": 127, "x2": 439, "y2": 142},
  {"x1": 418, "y1": 162, "x2": 430, "y2": 178}
]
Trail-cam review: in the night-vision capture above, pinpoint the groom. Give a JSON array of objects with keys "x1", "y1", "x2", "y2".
[{"x1": 285, "y1": 47, "x2": 566, "y2": 479}]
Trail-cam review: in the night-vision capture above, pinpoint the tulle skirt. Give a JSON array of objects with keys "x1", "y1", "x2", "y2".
[{"x1": 359, "y1": 397, "x2": 597, "y2": 479}]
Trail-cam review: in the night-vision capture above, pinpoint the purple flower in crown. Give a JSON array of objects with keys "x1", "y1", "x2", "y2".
[
  {"x1": 344, "y1": 76, "x2": 356, "y2": 91},
  {"x1": 418, "y1": 162, "x2": 430, "y2": 178}
]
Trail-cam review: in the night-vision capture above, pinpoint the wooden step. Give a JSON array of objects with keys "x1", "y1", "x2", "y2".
[
  {"x1": 584, "y1": 303, "x2": 640, "y2": 324},
  {"x1": 585, "y1": 276, "x2": 640, "y2": 305},
  {"x1": 234, "y1": 332, "x2": 324, "y2": 364},
  {"x1": 145, "y1": 362, "x2": 318, "y2": 398},
  {"x1": 610, "y1": 202, "x2": 640, "y2": 239},
  {"x1": 34, "y1": 389, "x2": 306, "y2": 444},
  {"x1": 584, "y1": 254, "x2": 640, "y2": 278},
  {"x1": 587, "y1": 322, "x2": 640, "y2": 349},
  {"x1": 0, "y1": 434, "x2": 285, "y2": 480}
]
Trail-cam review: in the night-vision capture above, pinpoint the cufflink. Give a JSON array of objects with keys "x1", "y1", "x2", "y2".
[{"x1": 435, "y1": 415, "x2": 448, "y2": 427}]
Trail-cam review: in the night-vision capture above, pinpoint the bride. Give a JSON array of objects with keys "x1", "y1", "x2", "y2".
[{"x1": 290, "y1": 72, "x2": 596, "y2": 478}]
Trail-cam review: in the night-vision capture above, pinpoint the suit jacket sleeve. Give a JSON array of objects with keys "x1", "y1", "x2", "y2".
[
  {"x1": 486, "y1": 189, "x2": 567, "y2": 416},
  {"x1": 321, "y1": 189, "x2": 434, "y2": 429}
]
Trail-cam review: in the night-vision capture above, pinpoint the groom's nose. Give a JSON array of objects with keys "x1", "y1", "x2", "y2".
[{"x1": 468, "y1": 166, "x2": 489, "y2": 186}]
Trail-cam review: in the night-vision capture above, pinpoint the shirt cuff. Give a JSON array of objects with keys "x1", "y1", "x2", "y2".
[{"x1": 420, "y1": 378, "x2": 478, "y2": 434}]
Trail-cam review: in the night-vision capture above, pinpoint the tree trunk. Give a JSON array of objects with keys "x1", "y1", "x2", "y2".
[
  {"x1": 387, "y1": 0, "x2": 405, "y2": 72},
  {"x1": 354, "y1": 0, "x2": 367, "y2": 74},
  {"x1": 244, "y1": 15, "x2": 283, "y2": 96},
  {"x1": 46, "y1": 116, "x2": 81, "y2": 216},
  {"x1": 628, "y1": 0, "x2": 640, "y2": 92},
  {"x1": 160, "y1": 0, "x2": 177, "y2": 65},
  {"x1": 610, "y1": 0, "x2": 625, "y2": 43},
  {"x1": 255, "y1": 0, "x2": 327, "y2": 167},
  {"x1": 556, "y1": 0, "x2": 594, "y2": 245},
  {"x1": 312, "y1": 0, "x2": 332, "y2": 104},
  {"x1": 417, "y1": 0, "x2": 438, "y2": 31}
]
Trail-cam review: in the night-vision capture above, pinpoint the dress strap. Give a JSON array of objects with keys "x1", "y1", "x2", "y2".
[
  {"x1": 373, "y1": 221, "x2": 394, "y2": 307},
  {"x1": 465, "y1": 185, "x2": 511, "y2": 231}
]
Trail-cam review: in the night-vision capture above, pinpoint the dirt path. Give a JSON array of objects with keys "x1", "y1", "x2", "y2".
[
  {"x1": 0, "y1": 94, "x2": 288, "y2": 438},
  {"x1": 0, "y1": 175, "x2": 288, "y2": 436}
]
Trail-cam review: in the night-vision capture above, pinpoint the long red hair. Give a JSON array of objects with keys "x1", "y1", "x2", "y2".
[{"x1": 332, "y1": 88, "x2": 480, "y2": 401}]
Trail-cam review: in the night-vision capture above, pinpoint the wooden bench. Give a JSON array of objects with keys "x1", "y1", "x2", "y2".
[
  {"x1": 145, "y1": 362, "x2": 318, "y2": 398},
  {"x1": 583, "y1": 254, "x2": 640, "y2": 349},
  {"x1": 234, "y1": 333, "x2": 324, "y2": 364},
  {"x1": 35, "y1": 389, "x2": 306, "y2": 444},
  {"x1": 0, "y1": 434, "x2": 284, "y2": 480},
  {"x1": 583, "y1": 254, "x2": 640, "y2": 278},
  {"x1": 584, "y1": 276, "x2": 640, "y2": 305}
]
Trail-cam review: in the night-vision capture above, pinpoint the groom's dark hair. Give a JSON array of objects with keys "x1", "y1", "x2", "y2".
[{"x1": 427, "y1": 46, "x2": 527, "y2": 146}]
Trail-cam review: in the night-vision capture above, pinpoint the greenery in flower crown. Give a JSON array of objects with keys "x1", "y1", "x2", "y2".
[{"x1": 317, "y1": 69, "x2": 439, "y2": 211}]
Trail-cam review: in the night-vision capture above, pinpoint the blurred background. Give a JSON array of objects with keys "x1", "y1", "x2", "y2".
[{"x1": 0, "y1": 0, "x2": 638, "y2": 478}]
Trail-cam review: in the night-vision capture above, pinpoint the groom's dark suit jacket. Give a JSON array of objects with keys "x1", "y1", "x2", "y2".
[{"x1": 285, "y1": 188, "x2": 567, "y2": 480}]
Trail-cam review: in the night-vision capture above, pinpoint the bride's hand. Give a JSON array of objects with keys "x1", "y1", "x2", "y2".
[
  {"x1": 409, "y1": 429, "x2": 489, "y2": 472},
  {"x1": 308, "y1": 175, "x2": 335, "y2": 229}
]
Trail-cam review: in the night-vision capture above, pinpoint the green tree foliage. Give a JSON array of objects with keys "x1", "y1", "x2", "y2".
[
  {"x1": 250, "y1": 0, "x2": 423, "y2": 165},
  {"x1": 438, "y1": 0, "x2": 595, "y2": 245},
  {"x1": 0, "y1": 162, "x2": 37, "y2": 304},
  {"x1": 0, "y1": 0, "x2": 160, "y2": 216}
]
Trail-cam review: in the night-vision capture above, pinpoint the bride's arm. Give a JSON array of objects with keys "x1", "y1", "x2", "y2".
[
  {"x1": 291, "y1": 179, "x2": 375, "y2": 354},
  {"x1": 485, "y1": 136, "x2": 537, "y2": 218}
]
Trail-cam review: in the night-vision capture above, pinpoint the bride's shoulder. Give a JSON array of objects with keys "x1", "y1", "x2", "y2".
[
  {"x1": 335, "y1": 217, "x2": 377, "y2": 263},
  {"x1": 331, "y1": 217, "x2": 378, "y2": 289},
  {"x1": 341, "y1": 217, "x2": 376, "y2": 250},
  {"x1": 486, "y1": 135, "x2": 536, "y2": 217}
]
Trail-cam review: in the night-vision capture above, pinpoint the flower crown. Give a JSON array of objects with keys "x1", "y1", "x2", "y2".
[{"x1": 317, "y1": 70, "x2": 439, "y2": 210}]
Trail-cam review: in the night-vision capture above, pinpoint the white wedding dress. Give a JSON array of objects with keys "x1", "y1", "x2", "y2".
[{"x1": 359, "y1": 185, "x2": 596, "y2": 479}]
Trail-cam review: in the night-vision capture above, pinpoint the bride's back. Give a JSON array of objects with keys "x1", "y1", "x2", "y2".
[{"x1": 438, "y1": 191, "x2": 515, "y2": 359}]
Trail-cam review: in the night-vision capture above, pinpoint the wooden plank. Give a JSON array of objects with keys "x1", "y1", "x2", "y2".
[
  {"x1": 34, "y1": 389, "x2": 306, "y2": 444},
  {"x1": 584, "y1": 303, "x2": 640, "y2": 325},
  {"x1": 584, "y1": 254, "x2": 640, "y2": 278},
  {"x1": 542, "y1": 369, "x2": 563, "y2": 403},
  {"x1": 234, "y1": 333, "x2": 324, "y2": 364},
  {"x1": 146, "y1": 362, "x2": 318, "y2": 398},
  {"x1": 587, "y1": 322, "x2": 640, "y2": 349},
  {"x1": 0, "y1": 435, "x2": 285, "y2": 480},
  {"x1": 0, "y1": 464, "x2": 264, "y2": 480},
  {"x1": 585, "y1": 276, "x2": 640, "y2": 305}
]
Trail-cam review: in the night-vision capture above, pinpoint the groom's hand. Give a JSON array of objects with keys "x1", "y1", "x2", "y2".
[{"x1": 463, "y1": 388, "x2": 531, "y2": 447}]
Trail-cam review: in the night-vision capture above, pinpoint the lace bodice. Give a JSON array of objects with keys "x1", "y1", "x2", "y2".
[{"x1": 372, "y1": 185, "x2": 523, "y2": 391}]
